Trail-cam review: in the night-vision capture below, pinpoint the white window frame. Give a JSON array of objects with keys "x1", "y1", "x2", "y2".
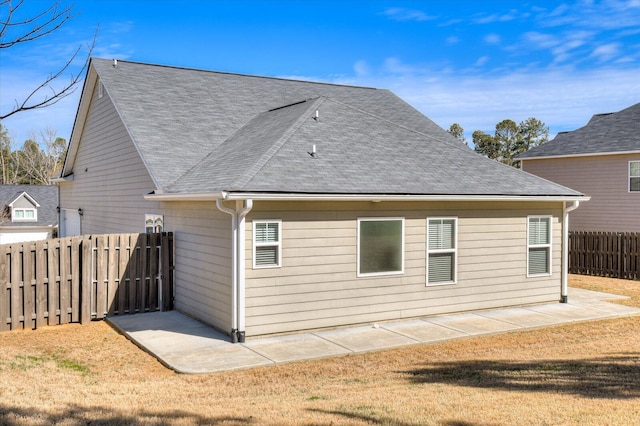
[
  {"x1": 12, "y1": 207, "x2": 37, "y2": 222},
  {"x1": 629, "y1": 161, "x2": 640, "y2": 193},
  {"x1": 145, "y1": 214, "x2": 164, "y2": 233},
  {"x1": 357, "y1": 217, "x2": 405, "y2": 277},
  {"x1": 253, "y1": 219, "x2": 282, "y2": 269},
  {"x1": 426, "y1": 217, "x2": 458, "y2": 286},
  {"x1": 527, "y1": 215, "x2": 552, "y2": 277}
]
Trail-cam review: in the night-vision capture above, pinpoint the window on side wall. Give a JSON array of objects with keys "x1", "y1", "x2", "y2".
[
  {"x1": 630, "y1": 161, "x2": 640, "y2": 192},
  {"x1": 358, "y1": 217, "x2": 404, "y2": 277},
  {"x1": 527, "y1": 216, "x2": 552, "y2": 277},
  {"x1": 145, "y1": 214, "x2": 164, "y2": 233},
  {"x1": 253, "y1": 220, "x2": 281, "y2": 268},
  {"x1": 427, "y1": 217, "x2": 457, "y2": 285}
]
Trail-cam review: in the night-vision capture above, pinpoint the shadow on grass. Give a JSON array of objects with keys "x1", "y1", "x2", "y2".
[
  {"x1": 404, "y1": 354, "x2": 640, "y2": 399},
  {"x1": 0, "y1": 403, "x2": 254, "y2": 425},
  {"x1": 307, "y1": 408, "x2": 490, "y2": 426}
]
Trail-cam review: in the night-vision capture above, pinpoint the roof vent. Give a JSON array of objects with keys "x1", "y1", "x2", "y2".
[
  {"x1": 113, "y1": 59, "x2": 118, "y2": 68},
  {"x1": 308, "y1": 144, "x2": 317, "y2": 158},
  {"x1": 313, "y1": 110, "x2": 319, "y2": 121}
]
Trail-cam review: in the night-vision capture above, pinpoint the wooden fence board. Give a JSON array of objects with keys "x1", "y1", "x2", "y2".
[
  {"x1": 569, "y1": 231, "x2": 640, "y2": 280},
  {"x1": 23, "y1": 244, "x2": 34, "y2": 329},
  {"x1": 80, "y1": 235, "x2": 92, "y2": 325},
  {"x1": 128, "y1": 234, "x2": 139, "y2": 314},
  {"x1": 10, "y1": 245, "x2": 22, "y2": 330},
  {"x1": 0, "y1": 245, "x2": 10, "y2": 331},
  {"x1": 139, "y1": 233, "x2": 148, "y2": 313},
  {"x1": 35, "y1": 241, "x2": 47, "y2": 328},
  {"x1": 0, "y1": 232, "x2": 174, "y2": 332}
]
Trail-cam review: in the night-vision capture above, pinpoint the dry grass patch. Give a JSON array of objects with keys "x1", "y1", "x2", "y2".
[{"x1": 1, "y1": 274, "x2": 640, "y2": 425}]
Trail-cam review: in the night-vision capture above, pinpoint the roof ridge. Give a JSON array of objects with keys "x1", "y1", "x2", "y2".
[
  {"x1": 232, "y1": 97, "x2": 327, "y2": 188},
  {"x1": 91, "y1": 57, "x2": 379, "y2": 91}
]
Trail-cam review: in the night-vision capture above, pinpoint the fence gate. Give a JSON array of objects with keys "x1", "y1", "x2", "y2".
[{"x1": 0, "y1": 232, "x2": 174, "y2": 332}]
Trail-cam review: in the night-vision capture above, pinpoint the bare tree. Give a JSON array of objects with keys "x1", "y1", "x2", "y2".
[
  {"x1": 15, "y1": 127, "x2": 66, "y2": 185},
  {"x1": 0, "y1": 0, "x2": 95, "y2": 120}
]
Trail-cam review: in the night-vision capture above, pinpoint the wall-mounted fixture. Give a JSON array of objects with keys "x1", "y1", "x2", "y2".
[{"x1": 78, "y1": 208, "x2": 83, "y2": 216}]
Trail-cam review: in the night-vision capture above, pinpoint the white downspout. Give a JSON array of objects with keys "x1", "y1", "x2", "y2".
[
  {"x1": 561, "y1": 201, "x2": 580, "y2": 303},
  {"x1": 236, "y1": 199, "x2": 253, "y2": 343},
  {"x1": 215, "y1": 198, "x2": 253, "y2": 343},
  {"x1": 216, "y1": 199, "x2": 239, "y2": 342}
]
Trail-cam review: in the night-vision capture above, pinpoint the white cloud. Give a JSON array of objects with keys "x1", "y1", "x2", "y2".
[
  {"x1": 383, "y1": 8, "x2": 435, "y2": 22},
  {"x1": 590, "y1": 43, "x2": 621, "y2": 62},
  {"x1": 484, "y1": 33, "x2": 501, "y2": 45},
  {"x1": 328, "y1": 60, "x2": 640, "y2": 142},
  {"x1": 474, "y1": 56, "x2": 489, "y2": 67}
]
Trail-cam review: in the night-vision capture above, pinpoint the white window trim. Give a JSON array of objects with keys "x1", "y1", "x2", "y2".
[
  {"x1": 98, "y1": 81, "x2": 104, "y2": 99},
  {"x1": 629, "y1": 160, "x2": 640, "y2": 193},
  {"x1": 145, "y1": 213, "x2": 164, "y2": 233},
  {"x1": 253, "y1": 219, "x2": 282, "y2": 269},
  {"x1": 527, "y1": 215, "x2": 553, "y2": 277},
  {"x1": 357, "y1": 217, "x2": 405, "y2": 278},
  {"x1": 426, "y1": 217, "x2": 458, "y2": 286},
  {"x1": 12, "y1": 207, "x2": 37, "y2": 222}
]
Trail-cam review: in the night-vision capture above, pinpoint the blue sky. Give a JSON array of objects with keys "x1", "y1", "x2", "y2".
[{"x1": 1, "y1": 0, "x2": 640, "y2": 146}]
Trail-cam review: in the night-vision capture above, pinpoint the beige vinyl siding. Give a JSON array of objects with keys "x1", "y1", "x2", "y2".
[
  {"x1": 59, "y1": 81, "x2": 233, "y2": 333},
  {"x1": 244, "y1": 201, "x2": 563, "y2": 336},
  {"x1": 522, "y1": 154, "x2": 640, "y2": 232}
]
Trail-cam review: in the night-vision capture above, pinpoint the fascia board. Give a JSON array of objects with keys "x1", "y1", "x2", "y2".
[
  {"x1": 145, "y1": 191, "x2": 589, "y2": 203},
  {"x1": 520, "y1": 150, "x2": 640, "y2": 161}
]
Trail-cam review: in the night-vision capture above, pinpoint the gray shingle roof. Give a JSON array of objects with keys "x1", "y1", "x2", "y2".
[
  {"x1": 90, "y1": 58, "x2": 582, "y2": 198},
  {"x1": 0, "y1": 185, "x2": 58, "y2": 227},
  {"x1": 518, "y1": 102, "x2": 640, "y2": 159}
]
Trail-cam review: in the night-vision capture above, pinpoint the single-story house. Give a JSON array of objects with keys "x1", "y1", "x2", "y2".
[
  {"x1": 518, "y1": 102, "x2": 639, "y2": 232},
  {"x1": 0, "y1": 185, "x2": 58, "y2": 244},
  {"x1": 57, "y1": 58, "x2": 586, "y2": 342}
]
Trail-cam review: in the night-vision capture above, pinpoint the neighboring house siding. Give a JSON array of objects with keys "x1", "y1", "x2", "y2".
[
  {"x1": 244, "y1": 201, "x2": 562, "y2": 336},
  {"x1": 59, "y1": 83, "x2": 234, "y2": 333},
  {"x1": 522, "y1": 154, "x2": 640, "y2": 232}
]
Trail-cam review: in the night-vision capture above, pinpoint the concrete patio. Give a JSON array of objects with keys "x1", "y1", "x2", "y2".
[{"x1": 107, "y1": 288, "x2": 640, "y2": 374}]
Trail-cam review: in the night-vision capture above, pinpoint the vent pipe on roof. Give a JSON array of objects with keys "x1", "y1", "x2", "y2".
[
  {"x1": 313, "y1": 110, "x2": 319, "y2": 121},
  {"x1": 113, "y1": 59, "x2": 118, "y2": 68},
  {"x1": 309, "y1": 145, "x2": 317, "y2": 158}
]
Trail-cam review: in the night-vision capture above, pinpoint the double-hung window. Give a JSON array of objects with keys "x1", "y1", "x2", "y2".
[
  {"x1": 358, "y1": 218, "x2": 404, "y2": 276},
  {"x1": 253, "y1": 220, "x2": 281, "y2": 268},
  {"x1": 630, "y1": 161, "x2": 640, "y2": 192},
  {"x1": 427, "y1": 217, "x2": 457, "y2": 285},
  {"x1": 527, "y1": 216, "x2": 552, "y2": 276}
]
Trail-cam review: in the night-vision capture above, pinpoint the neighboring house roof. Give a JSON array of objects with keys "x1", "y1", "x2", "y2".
[
  {"x1": 0, "y1": 185, "x2": 58, "y2": 227},
  {"x1": 518, "y1": 102, "x2": 640, "y2": 159},
  {"x1": 66, "y1": 58, "x2": 584, "y2": 199}
]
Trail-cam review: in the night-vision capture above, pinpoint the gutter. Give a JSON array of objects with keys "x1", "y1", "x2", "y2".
[
  {"x1": 561, "y1": 200, "x2": 581, "y2": 303},
  {"x1": 215, "y1": 199, "x2": 253, "y2": 343},
  {"x1": 146, "y1": 191, "x2": 587, "y2": 203}
]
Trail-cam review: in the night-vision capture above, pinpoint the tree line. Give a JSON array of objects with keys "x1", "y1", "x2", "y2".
[
  {"x1": 0, "y1": 124, "x2": 67, "y2": 185},
  {"x1": 448, "y1": 118, "x2": 549, "y2": 167}
]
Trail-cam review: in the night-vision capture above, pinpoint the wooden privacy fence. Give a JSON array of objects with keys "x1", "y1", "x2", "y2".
[
  {"x1": 569, "y1": 231, "x2": 640, "y2": 280},
  {"x1": 0, "y1": 232, "x2": 174, "y2": 332}
]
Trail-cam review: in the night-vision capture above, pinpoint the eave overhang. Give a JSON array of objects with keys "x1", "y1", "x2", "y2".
[{"x1": 144, "y1": 191, "x2": 589, "y2": 203}]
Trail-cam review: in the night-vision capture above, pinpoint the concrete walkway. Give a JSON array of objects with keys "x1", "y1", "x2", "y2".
[{"x1": 107, "y1": 288, "x2": 640, "y2": 374}]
